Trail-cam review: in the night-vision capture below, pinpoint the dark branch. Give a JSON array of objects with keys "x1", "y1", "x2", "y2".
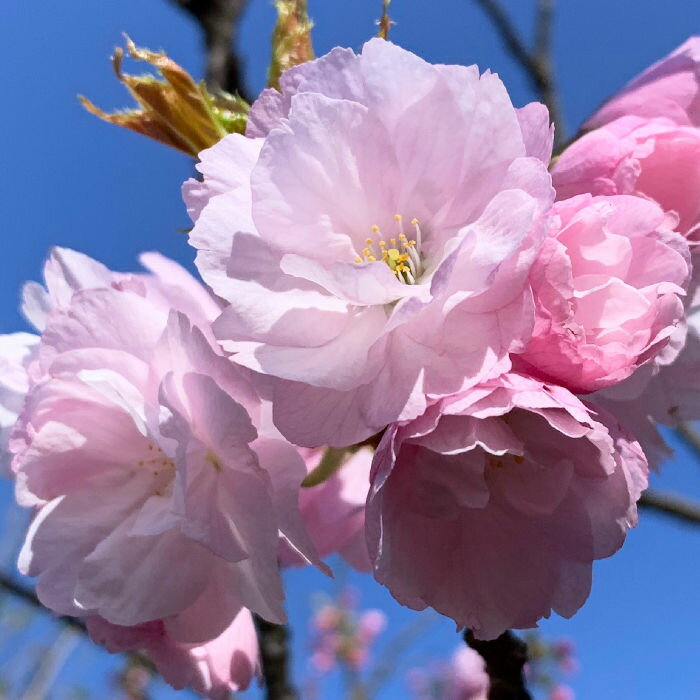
[
  {"x1": 465, "y1": 630, "x2": 532, "y2": 700},
  {"x1": 168, "y1": 0, "x2": 251, "y2": 101},
  {"x1": 472, "y1": 0, "x2": 565, "y2": 147},
  {"x1": 254, "y1": 615, "x2": 297, "y2": 700},
  {"x1": 639, "y1": 489, "x2": 700, "y2": 525}
]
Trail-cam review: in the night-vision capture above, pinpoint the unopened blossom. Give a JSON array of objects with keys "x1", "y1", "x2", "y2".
[
  {"x1": 367, "y1": 373, "x2": 648, "y2": 640},
  {"x1": 281, "y1": 447, "x2": 372, "y2": 571},
  {"x1": 87, "y1": 607, "x2": 260, "y2": 699},
  {"x1": 586, "y1": 37, "x2": 700, "y2": 129},
  {"x1": 552, "y1": 116, "x2": 700, "y2": 239},
  {"x1": 13, "y1": 252, "x2": 322, "y2": 639},
  {"x1": 185, "y1": 38, "x2": 555, "y2": 447},
  {"x1": 517, "y1": 194, "x2": 689, "y2": 393}
]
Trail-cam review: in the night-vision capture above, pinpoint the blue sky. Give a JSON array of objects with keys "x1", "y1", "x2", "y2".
[{"x1": 2, "y1": 0, "x2": 700, "y2": 697}]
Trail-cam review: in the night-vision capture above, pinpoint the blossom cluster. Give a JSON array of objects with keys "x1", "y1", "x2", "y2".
[
  {"x1": 1, "y1": 34, "x2": 700, "y2": 698},
  {"x1": 309, "y1": 587, "x2": 386, "y2": 674}
]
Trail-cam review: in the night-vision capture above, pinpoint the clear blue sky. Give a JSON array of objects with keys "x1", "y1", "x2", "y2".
[{"x1": 1, "y1": 1, "x2": 700, "y2": 698}]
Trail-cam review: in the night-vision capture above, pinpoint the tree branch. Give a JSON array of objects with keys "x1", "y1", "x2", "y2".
[
  {"x1": 472, "y1": 0, "x2": 565, "y2": 147},
  {"x1": 639, "y1": 489, "x2": 700, "y2": 525},
  {"x1": 465, "y1": 630, "x2": 532, "y2": 700},
  {"x1": 167, "y1": 0, "x2": 251, "y2": 101},
  {"x1": 254, "y1": 615, "x2": 297, "y2": 700}
]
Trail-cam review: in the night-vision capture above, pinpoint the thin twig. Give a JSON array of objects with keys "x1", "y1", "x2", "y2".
[
  {"x1": 363, "y1": 613, "x2": 438, "y2": 696},
  {"x1": 639, "y1": 489, "x2": 700, "y2": 525},
  {"x1": 20, "y1": 627, "x2": 80, "y2": 700},
  {"x1": 472, "y1": 0, "x2": 565, "y2": 147},
  {"x1": 254, "y1": 615, "x2": 298, "y2": 700},
  {"x1": 167, "y1": 0, "x2": 252, "y2": 101},
  {"x1": 677, "y1": 422, "x2": 700, "y2": 457},
  {"x1": 465, "y1": 630, "x2": 531, "y2": 700}
]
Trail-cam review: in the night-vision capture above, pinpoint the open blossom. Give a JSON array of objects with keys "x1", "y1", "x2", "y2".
[
  {"x1": 367, "y1": 373, "x2": 647, "y2": 640},
  {"x1": 552, "y1": 116, "x2": 700, "y2": 239},
  {"x1": 517, "y1": 194, "x2": 689, "y2": 393},
  {"x1": 87, "y1": 607, "x2": 260, "y2": 699},
  {"x1": 586, "y1": 37, "x2": 700, "y2": 129},
  {"x1": 185, "y1": 38, "x2": 555, "y2": 447},
  {"x1": 281, "y1": 447, "x2": 372, "y2": 571},
  {"x1": 12, "y1": 251, "x2": 322, "y2": 647}
]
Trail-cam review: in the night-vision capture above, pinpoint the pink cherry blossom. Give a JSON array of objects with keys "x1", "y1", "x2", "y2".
[
  {"x1": 309, "y1": 589, "x2": 386, "y2": 673},
  {"x1": 13, "y1": 260, "x2": 322, "y2": 638},
  {"x1": 281, "y1": 447, "x2": 372, "y2": 571},
  {"x1": 367, "y1": 373, "x2": 648, "y2": 640},
  {"x1": 448, "y1": 647, "x2": 490, "y2": 700},
  {"x1": 407, "y1": 647, "x2": 488, "y2": 700},
  {"x1": 517, "y1": 194, "x2": 689, "y2": 393},
  {"x1": 586, "y1": 37, "x2": 700, "y2": 129},
  {"x1": 552, "y1": 116, "x2": 700, "y2": 239},
  {"x1": 87, "y1": 606, "x2": 260, "y2": 699},
  {"x1": 185, "y1": 39, "x2": 555, "y2": 447}
]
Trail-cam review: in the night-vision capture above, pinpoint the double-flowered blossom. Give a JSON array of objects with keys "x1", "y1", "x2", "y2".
[
  {"x1": 185, "y1": 38, "x2": 555, "y2": 447},
  {"x1": 552, "y1": 37, "x2": 700, "y2": 464},
  {"x1": 5, "y1": 248, "x2": 330, "y2": 696},
  {"x1": 367, "y1": 373, "x2": 647, "y2": 639},
  {"x1": 14, "y1": 249, "x2": 322, "y2": 627},
  {"x1": 518, "y1": 194, "x2": 690, "y2": 393}
]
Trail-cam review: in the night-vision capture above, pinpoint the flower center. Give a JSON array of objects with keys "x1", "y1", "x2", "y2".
[{"x1": 355, "y1": 214, "x2": 424, "y2": 285}]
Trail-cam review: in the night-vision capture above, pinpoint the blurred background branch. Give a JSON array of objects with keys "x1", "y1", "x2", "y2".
[
  {"x1": 168, "y1": 0, "x2": 252, "y2": 100},
  {"x1": 640, "y1": 490, "x2": 700, "y2": 525},
  {"x1": 254, "y1": 615, "x2": 298, "y2": 700},
  {"x1": 472, "y1": 0, "x2": 565, "y2": 147}
]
